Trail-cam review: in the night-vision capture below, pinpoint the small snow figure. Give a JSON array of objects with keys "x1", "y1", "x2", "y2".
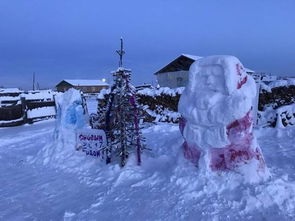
[
  {"x1": 178, "y1": 55, "x2": 267, "y2": 179},
  {"x1": 54, "y1": 89, "x2": 88, "y2": 150},
  {"x1": 55, "y1": 88, "x2": 88, "y2": 131}
]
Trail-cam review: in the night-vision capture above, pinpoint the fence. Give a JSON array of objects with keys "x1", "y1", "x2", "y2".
[
  {"x1": 0, "y1": 90, "x2": 57, "y2": 127},
  {"x1": 95, "y1": 85, "x2": 295, "y2": 128},
  {"x1": 2, "y1": 84, "x2": 295, "y2": 128}
]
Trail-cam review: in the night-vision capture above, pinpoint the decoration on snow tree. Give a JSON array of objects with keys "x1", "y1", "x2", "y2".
[
  {"x1": 178, "y1": 55, "x2": 267, "y2": 178},
  {"x1": 99, "y1": 38, "x2": 146, "y2": 167}
]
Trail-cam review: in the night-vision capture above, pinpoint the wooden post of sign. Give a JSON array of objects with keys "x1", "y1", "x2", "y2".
[
  {"x1": 253, "y1": 78, "x2": 261, "y2": 128},
  {"x1": 53, "y1": 94, "x2": 58, "y2": 119},
  {"x1": 81, "y1": 93, "x2": 90, "y2": 125}
]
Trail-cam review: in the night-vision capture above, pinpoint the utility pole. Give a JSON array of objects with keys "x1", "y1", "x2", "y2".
[{"x1": 32, "y1": 72, "x2": 35, "y2": 91}]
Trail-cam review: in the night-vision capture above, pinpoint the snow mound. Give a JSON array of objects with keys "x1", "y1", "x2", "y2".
[
  {"x1": 27, "y1": 106, "x2": 56, "y2": 119},
  {"x1": 275, "y1": 103, "x2": 295, "y2": 128},
  {"x1": 27, "y1": 81, "x2": 294, "y2": 220},
  {"x1": 268, "y1": 79, "x2": 295, "y2": 89},
  {"x1": 260, "y1": 79, "x2": 295, "y2": 93},
  {"x1": 137, "y1": 87, "x2": 185, "y2": 97},
  {"x1": 32, "y1": 89, "x2": 92, "y2": 171}
]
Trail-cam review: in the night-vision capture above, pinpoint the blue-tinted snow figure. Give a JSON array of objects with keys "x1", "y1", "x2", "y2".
[{"x1": 54, "y1": 89, "x2": 88, "y2": 142}]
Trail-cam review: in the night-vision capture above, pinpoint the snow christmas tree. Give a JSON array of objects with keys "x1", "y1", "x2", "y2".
[{"x1": 101, "y1": 38, "x2": 146, "y2": 167}]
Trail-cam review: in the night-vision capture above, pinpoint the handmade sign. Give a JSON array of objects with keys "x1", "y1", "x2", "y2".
[{"x1": 76, "y1": 129, "x2": 107, "y2": 158}]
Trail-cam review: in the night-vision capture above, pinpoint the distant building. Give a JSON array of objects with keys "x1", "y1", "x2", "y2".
[
  {"x1": 55, "y1": 79, "x2": 109, "y2": 93},
  {"x1": 154, "y1": 54, "x2": 201, "y2": 88},
  {"x1": 154, "y1": 54, "x2": 255, "y2": 88}
]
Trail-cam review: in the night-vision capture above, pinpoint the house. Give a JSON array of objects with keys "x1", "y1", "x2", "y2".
[
  {"x1": 55, "y1": 79, "x2": 109, "y2": 93},
  {"x1": 154, "y1": 54, "x2": 200, "y2": 88},
  {"x1": 154, "y1": 54, "x2": 255, "y2": 88}
]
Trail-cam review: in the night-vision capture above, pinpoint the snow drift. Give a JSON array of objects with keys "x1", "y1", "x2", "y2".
[
  {"x1": 28, "y1": 121, "x2": 295, "y2": 220},
  {"x1": 33, "y1": 89, "x2": 96, "y2": 172},
  {"x1": 26, "y1": 61, "x2": 295, "y2": 220}
]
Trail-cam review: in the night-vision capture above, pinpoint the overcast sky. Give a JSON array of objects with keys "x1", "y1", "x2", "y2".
[{"x1": 0, "y1": 0, "x2": 295, "y2": 89}]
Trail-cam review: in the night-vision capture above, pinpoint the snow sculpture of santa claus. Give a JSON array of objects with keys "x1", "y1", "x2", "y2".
[{"x1": 178, "y1": 55, "x2": 267, "y2": 177}]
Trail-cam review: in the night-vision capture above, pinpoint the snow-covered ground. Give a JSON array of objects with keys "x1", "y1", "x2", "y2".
[{"x1": 1, "y1": 120, "x2": 295, "y2": 220}]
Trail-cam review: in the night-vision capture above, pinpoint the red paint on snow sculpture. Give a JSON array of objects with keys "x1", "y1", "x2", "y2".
[
  {"x1": 179, "y1": 118, "x2": 201, "y2": 165},
  {"x1": 237, "y1": 76, "x2": 247, "y2": 89},
  {"x1": 183, "y1": 141, "x2": 201, "y2": 166},
  {"x1": 210, "y1": 110, "x2": 265, "y2": 171}
]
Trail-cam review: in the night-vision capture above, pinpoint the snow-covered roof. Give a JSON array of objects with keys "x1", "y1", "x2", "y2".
[
  {"x1": 0, "y1": 88, "x2": 23, "y2": 93},
  {"x1": 22, "y1": 90, "x2": 56, "y2": 100},
  {"x1": 155, "y1": 54, "x2": 202, "y2": 74},
  {"x1": 63, "y1": 79, "x2": 109, "y2": 86},
  {"x1": 181, "y1": 54, "x2": 202, "y2": 61}
]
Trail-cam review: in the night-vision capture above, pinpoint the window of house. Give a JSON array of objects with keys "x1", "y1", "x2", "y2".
[{"x1": 177, "y1": 77, "x2": 183, "y2": 87}]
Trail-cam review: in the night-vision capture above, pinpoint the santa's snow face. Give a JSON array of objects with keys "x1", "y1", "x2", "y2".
[{"x1": 193, "y1": 64, "x2": 227, "y2": 94}]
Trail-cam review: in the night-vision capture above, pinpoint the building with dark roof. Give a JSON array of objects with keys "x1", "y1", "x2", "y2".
[
  {"x1": 154, "y1": 54, "x2": 201, "y2": 88},
  {"x1": 56, "y1": 79, "x2": 109, "y2": 93}
]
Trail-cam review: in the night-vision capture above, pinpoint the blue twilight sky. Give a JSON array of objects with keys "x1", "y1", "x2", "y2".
[{"x1": 0, "y1": 0, "x2": 295, "y2": 89}]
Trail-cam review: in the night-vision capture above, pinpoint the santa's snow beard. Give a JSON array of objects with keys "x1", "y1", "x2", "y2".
[
  {"x1": 181, "y1": 80, "x2": 257, "y2": 150},
  {"x1": 185, "y1": 89, "x2": 250, "y2": 126},
  {"x1": 193, "y1": 90, "x2": 225, "y2": 110},
  {"x1": 179, "y1": 71, "x2": 257, "y2": 127},
  {"x1": 183, "y1": 122, "x2": 229, "y2": 149}
]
